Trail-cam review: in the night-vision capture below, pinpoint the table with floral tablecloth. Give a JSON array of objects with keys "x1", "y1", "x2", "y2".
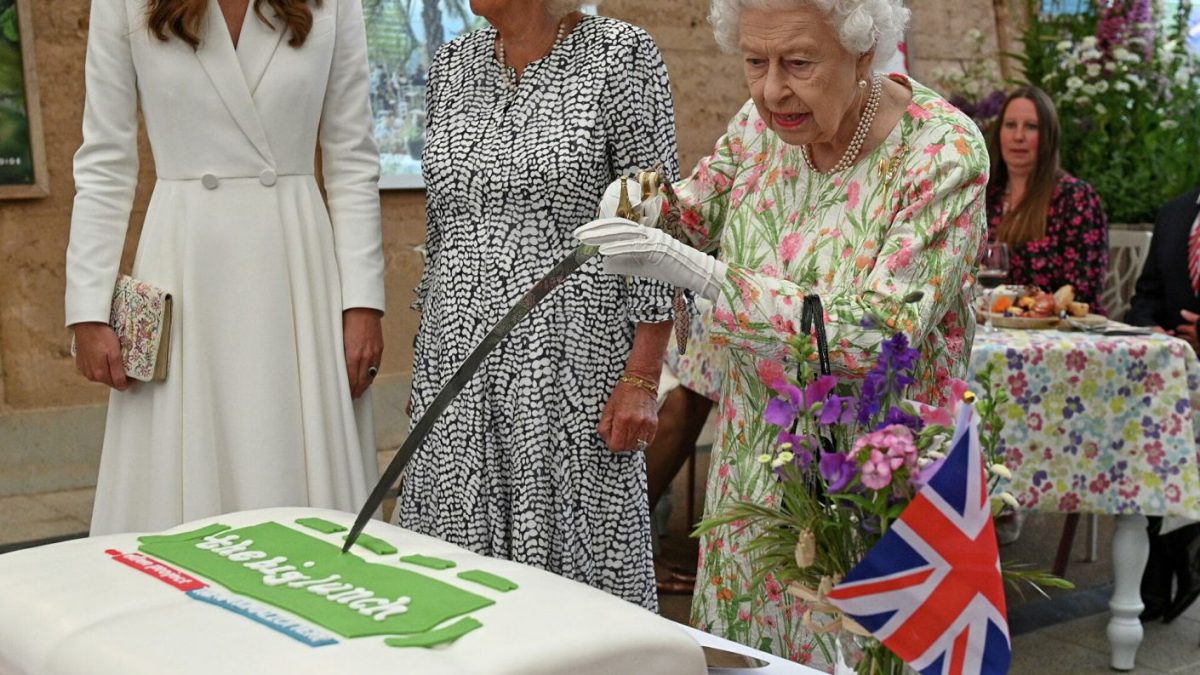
[
  {"x1": 969, "y1": 327, "x2": 1200, "y2": 670},
  {"x1": 970, "y1": 328, "x2": 1200, "y2": 520}
]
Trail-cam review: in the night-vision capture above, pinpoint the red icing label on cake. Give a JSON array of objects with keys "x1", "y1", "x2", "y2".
[{"x1": 106, "y1": 549, "x2": 207, "y2": 592}]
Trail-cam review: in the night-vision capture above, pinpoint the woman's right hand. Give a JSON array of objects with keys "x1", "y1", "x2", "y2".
[
  {"x1": 597, "y1": 173, "x2": 665, "y2": 227},
  {"x1": 73, "y1": 322, "x2": 129, "y2": 391}
]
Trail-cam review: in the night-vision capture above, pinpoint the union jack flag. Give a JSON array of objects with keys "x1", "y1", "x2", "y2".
[{"x1": 826, "y1": 404, "x2": 1011, "y2": 675}]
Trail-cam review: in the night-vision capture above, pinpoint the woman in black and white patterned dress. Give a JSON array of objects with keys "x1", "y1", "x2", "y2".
[{"x1": 399, "y1": 1, "x2": 679, "y2": 610}]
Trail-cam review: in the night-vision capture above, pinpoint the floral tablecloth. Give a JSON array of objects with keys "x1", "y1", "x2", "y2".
[{"x1": 970, "y1": 328, "x2": 1200, "y2": 519}]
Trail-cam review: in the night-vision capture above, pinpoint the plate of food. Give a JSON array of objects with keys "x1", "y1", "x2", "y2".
[{"x1": 981, "y1": 284, "x2": 1103, "y2": 330}]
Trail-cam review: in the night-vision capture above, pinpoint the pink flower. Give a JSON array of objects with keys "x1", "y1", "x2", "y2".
[
  {"x1": 861, "y1": 449, "x2": 898, "y2": 489},
  {"x1": 886, "y1": 238, "x2": 914, "y2": 272},
  {"x1": 756, "y1": 359, "x2": 789, "y2": 391},
  {"x1": 847, "y1": 180, "x2": 861, "y2": 209},
  {"x1": 779, "y1": 232, "x2": 805, "y2": 263},
  {"x1": 854, "y1": 425, "x2": 918, "y2": 489}
]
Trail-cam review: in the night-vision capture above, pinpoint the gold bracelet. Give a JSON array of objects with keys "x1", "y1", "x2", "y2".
[{"x1": 618, "y1": 373, "x2": 658, "y2": 397}]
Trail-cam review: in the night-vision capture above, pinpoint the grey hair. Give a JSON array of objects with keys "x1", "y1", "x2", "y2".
[
  {"x1": 546, "y1": 0, "x2": 598, "y2": 18},
  {"x1": 709, "y1": 0, "x2": 910, "y2": 70}
]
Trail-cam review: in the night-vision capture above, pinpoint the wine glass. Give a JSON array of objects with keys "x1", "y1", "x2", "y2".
[{"x1": 978, "y1": 241, "x2": 1010, "y2": 332}]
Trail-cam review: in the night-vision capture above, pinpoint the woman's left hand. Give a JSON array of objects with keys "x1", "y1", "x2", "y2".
[
  {"x1": 599, "y1": 380, "x2": 659, "y2": 453},
  {"x1": 344, "y1": 308, "x2": 384, "y2": 399}
]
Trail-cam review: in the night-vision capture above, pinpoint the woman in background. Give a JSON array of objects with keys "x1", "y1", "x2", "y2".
[
  {"x1": 986, "y1": 86, "x2": 1109, "y2": 311},
  {"x1": 400, "y1": 0, "x2": 678, "y2": 610}
]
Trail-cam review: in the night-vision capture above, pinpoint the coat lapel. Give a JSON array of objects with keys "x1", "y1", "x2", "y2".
[
  {"x1": 193, "y1": 0, "x2": 276, "y2": 164},
  {"x1": 236, "y1": 3, "x2": 288, "y2": 96}
]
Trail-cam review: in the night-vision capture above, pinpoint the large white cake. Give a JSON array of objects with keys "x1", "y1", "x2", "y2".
[{"x1": 0, "y1": 507, "x2": 706, "y2": 675}]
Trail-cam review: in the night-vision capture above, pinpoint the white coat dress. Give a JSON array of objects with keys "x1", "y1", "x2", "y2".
[{"x1": 65, "y1": 0, "x2": 385, "y2": 535}]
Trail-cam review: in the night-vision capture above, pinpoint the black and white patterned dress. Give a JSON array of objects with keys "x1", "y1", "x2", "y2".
[{"x1": 399, "y1": 16, "x2": 679, "y2": 610}]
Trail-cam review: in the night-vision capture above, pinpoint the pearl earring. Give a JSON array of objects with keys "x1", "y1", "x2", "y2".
[{"x1": 858, "y1": 79, "x2": 868, "y2": 89}]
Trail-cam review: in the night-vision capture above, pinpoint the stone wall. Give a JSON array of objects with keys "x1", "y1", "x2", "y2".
[{"x1": 0, "y1": 0, "x2": 1008, "y2": 413}]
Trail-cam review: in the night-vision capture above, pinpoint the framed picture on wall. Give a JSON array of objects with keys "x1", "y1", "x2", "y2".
[
  {"x1": 364, "y1": 1, "x2": 487, "y2": 189},
  {"x1": 0, "y1": 0, "x2": 47, "y2": 199}
]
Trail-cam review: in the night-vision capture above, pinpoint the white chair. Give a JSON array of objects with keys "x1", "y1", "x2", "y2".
[{"x1": 1102, "y1": 228, "x2": 1154, "y2": 321}]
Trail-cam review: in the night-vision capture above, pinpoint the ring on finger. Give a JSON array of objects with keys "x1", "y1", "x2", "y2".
[
  {"x1": 635, "y1": 438, "x2": 649, "y2": 452},
  {"x1": 367, "y1": 365, "x2": 379, "y2": 379}
]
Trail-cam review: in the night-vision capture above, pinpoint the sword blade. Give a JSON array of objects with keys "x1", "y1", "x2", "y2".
[{"x1": 342, "y1": 244, "x2": 600, "y2": 552}]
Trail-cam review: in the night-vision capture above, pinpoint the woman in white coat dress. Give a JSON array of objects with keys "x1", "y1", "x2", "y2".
[{"x1": 67, "y1": 0, "x2": 385, "y2": 535}]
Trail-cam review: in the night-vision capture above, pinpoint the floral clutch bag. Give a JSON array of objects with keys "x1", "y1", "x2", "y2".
[{"x1": 72, "y1": 275, "x2": 173, "y2": 382}]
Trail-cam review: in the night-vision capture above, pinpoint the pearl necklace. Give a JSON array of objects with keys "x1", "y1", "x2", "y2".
[
  {"x1": 802, "y1": 75, "x2": 883, "y2": 175},
  {"x1": 496, "y1": 19, "x2": 566, "y2": 89}
]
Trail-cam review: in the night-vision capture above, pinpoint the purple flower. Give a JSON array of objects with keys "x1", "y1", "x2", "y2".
[
  {"x1": 881, "y1": 405, "x2": 924, "y2": 432},
  {"x1": 857, "y1": 333, "x2": 921, "y2": 425},
  {"x1": 777, "y1": 431, "x2": 817, "y2": 474},
  {"x1": 764, "y1": 397, "x2": 797, "y2": 428},
  {"x1": 819, "y1": 395, "x2": 858, "y2": 425},
  {"x1": 819, "y1": 452, "x2": 855, "y2": 492},
  {"x1": 803, "y1": 375, "x2": 838, "y2": 409},
  {"x1": 975, "y1": 89, "x2": 1008, "y2": 122}
]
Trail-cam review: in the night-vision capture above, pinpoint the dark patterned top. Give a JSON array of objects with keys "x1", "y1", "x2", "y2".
[
  {"x1": 399, "y1": 16, "x2": 678, "y2": 611},
  {"x1": 986, "y1": 173, "x2": 1110, "y2": 313}
]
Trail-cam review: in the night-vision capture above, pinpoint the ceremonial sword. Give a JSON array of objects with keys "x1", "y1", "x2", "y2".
[
  {"x1": 341, "y1": 244, "x2": 600, "y2": 552},
  {"x1": 342, "y1": 174, "x2": 676, "y2": 552}
]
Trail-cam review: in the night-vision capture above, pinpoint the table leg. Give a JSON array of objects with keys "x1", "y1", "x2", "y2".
[{"x1": 1108, "y1": 514, "x2": 1148, "y2": 671}]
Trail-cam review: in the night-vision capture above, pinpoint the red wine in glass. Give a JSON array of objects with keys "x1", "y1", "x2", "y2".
[{"x1": 978, "y1": 270, "x2": 1007, "y2": 290}]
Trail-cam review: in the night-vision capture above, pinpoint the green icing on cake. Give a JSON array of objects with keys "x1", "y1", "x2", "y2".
[
  {"x1": 138, "y1": 521, "x2": 492, "y2": 639},
  {"x1": 294, "y1": 517, "x2": 347, "y2": 534},
  {"x1": 384, "y1": 617, "x2": 482, "y2": 648},
  {"x1": 138, "y1": 522, "x2": 231, "y2": 546},
  {"x1": 398, "y1": 555, "x2": 456, "y2": 570},
  {"x1": 457, "y1": 570, "x2": 518, "y2": 592},
  {"x1": 343, "y1": 532, "x2": 397, "y2": 556}
]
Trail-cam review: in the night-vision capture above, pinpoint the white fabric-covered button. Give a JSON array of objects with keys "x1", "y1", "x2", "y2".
[
  {"x1": 201, "y1": 173, "x2": 218, "y2": 190},
  {"x1": 259, "y1": 169, "x2": 277, "y2": 187}
]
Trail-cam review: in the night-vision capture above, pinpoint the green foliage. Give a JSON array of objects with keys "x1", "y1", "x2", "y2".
[{"x1": 1019, "y1": 0, "x2": 1200, "y2": 223}]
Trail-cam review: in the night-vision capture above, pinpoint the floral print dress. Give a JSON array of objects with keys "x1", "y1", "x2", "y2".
[
  {"x1": 671, "y1": 77, "x2": 989, "y2": 664},
  {"x1": 986, "y1": 173, "x2": 1110, "y2": 313}
]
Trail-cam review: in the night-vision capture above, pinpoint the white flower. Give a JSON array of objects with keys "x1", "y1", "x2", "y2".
[
  {"x1": 1000, "y1": 492, "x2": 1020, "y2": 509},
  {"x1": 1175, "y1": 69, "x2": 1192, "y2": 86},
  {"x1": 926, "y1": 450, "x2": 946, "y2": 460},
  {"x1": 989, "y1": 464, "x2": 1013, "y2": 479},
  {"x1": 1080, "y1": 83, "x2": 1098, "y2": 97},
  {"x1": 1113, "y1": 47, "x2": 1135, "y2": 62},
  {"x1": 1056, "y1": 40, "x2": 1073, "y2": 52},
  {"x1": 1114, "y1": 81, "x2": 1131, "y2": 92},
  {"x1": 1086, "y1": 63, "x2": 1102, "y2": 78},
  {"x1": 757, "y1": 453, "x2": 773, "y2": 464},
  {"x1": 1161, "y1": 120, "x2": 1181, "y2": 130},
  {"x1": 1075, "y1": 96, "x2": 1091, "y2": 106},
  {"x1": 1095, "y1": 103, "x2": 1107, "y2": 115},
  {"x1": 1081, "y1": 48, "x2": 1102, "y2": 62},
  {"x1": 1066, "y1": 76, "x2": 1084, "y2": 91},
  {"x1": 1127, "y1": 73, "x2": 1145, "y2": 89},
  {"x1": 1095, "y1": 80, "x2": 1109, "y2": 93},
  {"x1": 1081, "y1": 36, "x2": 1097, "y2": 49},
  {"x1": 917, "y1": 457, "x2": 934, "y2": 467}
]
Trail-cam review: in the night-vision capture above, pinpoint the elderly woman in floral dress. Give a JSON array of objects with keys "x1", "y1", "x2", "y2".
[{"x1": 576, "y1": 0, "x2": 988, "y2": 664}]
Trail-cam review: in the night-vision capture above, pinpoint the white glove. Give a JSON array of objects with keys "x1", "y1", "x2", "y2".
[
  {"x1": 574, "y1": 217, "x2": 727, "y2": 302},
  {"x1": 597, "y1": 174, "x2": 667, "y2": 228}
]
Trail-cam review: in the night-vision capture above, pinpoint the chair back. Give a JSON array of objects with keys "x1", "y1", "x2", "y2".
[{"x1": 1102, "y1": 228, "x2": 1153, "y2": 320}]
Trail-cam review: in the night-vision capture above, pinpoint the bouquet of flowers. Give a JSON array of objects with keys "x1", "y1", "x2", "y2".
[
  {"x1": 697, "y1": 319, "x2": 1069, "y2": 673},
  {"x1": 1021, "y1": 0, "x2": 1200, "y2": 223}
]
